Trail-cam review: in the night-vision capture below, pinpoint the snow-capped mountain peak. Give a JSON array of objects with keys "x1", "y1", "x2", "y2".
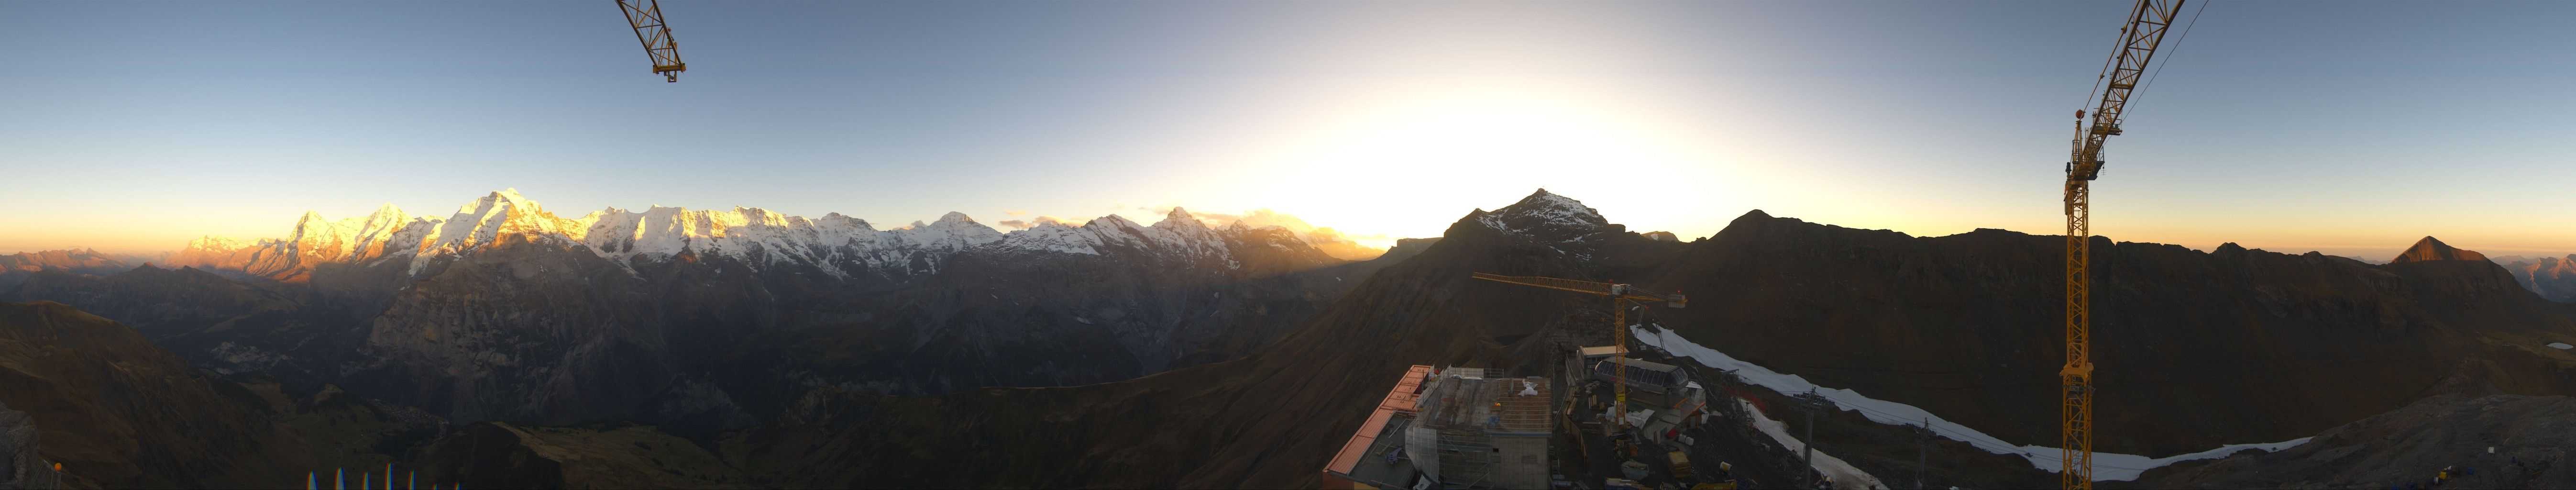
[
  {"x1": 932, "y1": 212, "x2": 979, "y2": 226},
  {"x1": 1159, "y1": 207, "x2": 1202, "y2": 228},
  {"x1": 1473, "y1": 188, "x2": 1617, "y2": 244},
  {"x1": 185, "y1": 189, "x2": 1359, "y2": 280},
  {"x1": 187, "y1": 236, "x2": 244, "y2": 251},
  {"x1": 892, "y1": 212, "x2": 1004, "y2": 252},
  {"x1": 1504, "y1": 189, "x2": 1606, "y2": 223}
]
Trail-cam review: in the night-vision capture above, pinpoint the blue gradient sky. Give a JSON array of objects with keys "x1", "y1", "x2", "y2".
[{"x1": 2, "y1": 0, "x2": 2570, "y2": 259}]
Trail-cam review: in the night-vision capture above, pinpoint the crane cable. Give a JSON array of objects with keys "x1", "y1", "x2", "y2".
[
  {"x1": 2124, "y1": 0, "x2": 2213, "y2": 116},
  {"x1": 2074, "y1": 2, "x2": 2138, "y2": 117}
]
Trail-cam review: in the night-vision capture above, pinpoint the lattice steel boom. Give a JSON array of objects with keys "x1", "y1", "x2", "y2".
[
  {"x1": 616, "y1": 0, "x2": 686, "y2": 82},
  {"x1": 2062, "y1": 0, "x2": 2184, "y2": 487}
]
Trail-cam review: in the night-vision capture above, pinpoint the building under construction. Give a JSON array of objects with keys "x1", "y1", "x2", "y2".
[{"x1": 1324, "y1": 366, "x2": 1554, "y2": 490}]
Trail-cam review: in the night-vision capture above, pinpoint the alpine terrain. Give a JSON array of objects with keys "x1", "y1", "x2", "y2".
[{"x1": 2, "y1": 189, "x2": 2571, "y2": 489}]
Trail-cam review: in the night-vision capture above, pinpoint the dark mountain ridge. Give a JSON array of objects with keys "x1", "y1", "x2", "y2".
[
  {"x1": 1653, "y1": 215, "x2": 2576, "y2": 457},
  {"x1": 715, "y1": 190, "x2": 2576, "y2": 488}
]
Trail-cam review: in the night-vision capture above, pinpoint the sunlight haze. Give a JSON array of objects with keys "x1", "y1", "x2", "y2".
[{"x1": 2, "y1": 0, "x2": 2570, "y2": 260}]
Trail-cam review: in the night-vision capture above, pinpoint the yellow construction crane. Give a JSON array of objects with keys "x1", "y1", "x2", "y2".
[
  {"x1": 616, "y1": 0, "x2": 687, "y2": 82},
  {"x1": 1470, "y1": 273, "x2": 1685, "y2": 438},
  {"x1": 2062, "y1": 0, "x2": 2187, "y2": 487}
]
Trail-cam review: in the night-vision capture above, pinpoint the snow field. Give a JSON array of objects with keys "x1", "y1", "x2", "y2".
[{"x1": 1634, "y1": 325, "x2": 2310, "y2": 481}]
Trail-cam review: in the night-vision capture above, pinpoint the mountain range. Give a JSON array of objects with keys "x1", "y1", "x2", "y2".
[
  {"x1": 695, "y1": 190, "x2": 2576, "y2": 488},
  {"x1": 2, "y1": 189, "x2": 2572, "y2": 489},
  {"x1": 2498, "y1": 254, "x2": 2576, "y2": 302},
  {"x1": 0, "y1": 248, "x2": 141, "y2": 290},
  {"x1": 4, "y1": 190, "x2": 1389, "y2": 434}
]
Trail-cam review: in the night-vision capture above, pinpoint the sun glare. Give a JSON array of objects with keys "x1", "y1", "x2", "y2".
[{"x1": 1233, "y1": 92, "x2": 1739, "y2": 245}]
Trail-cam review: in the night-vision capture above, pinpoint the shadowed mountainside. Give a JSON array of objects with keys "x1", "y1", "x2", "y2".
[
  {"x1": 1650, "y1": 216, "x2": 2576, "y2": 457},
  {"x1": 0, "y1": 300, "x2": 313, "y2": 488},
  {"x1": 709, "y1": 190, "x2": 2576, "y2": 488}
]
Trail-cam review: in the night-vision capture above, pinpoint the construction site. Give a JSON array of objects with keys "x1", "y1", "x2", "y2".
[
  {"x1": 1332, "y1": 1, "x2": 2406, "y2": 488},
  {"x1": 8, "y1": 0, "x2": 2576, "y2": 489}
]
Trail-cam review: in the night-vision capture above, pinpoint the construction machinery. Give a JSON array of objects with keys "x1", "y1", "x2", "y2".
[
  {"x1": 1469, "y1": 273, "x2": 1685, "y2": 438},
  {"x1": 615, "y1": 0, "x2": 687, "y2": 82},
  {"x1": 2062, "y1": 0, "x2": 2188, "y2": 487},
  {"x1": 1667, "y1": 450, "x2": 1694, "y2": 480}
]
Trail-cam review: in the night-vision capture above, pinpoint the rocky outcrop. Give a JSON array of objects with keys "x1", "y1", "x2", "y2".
[{"x1": 0, "y1": 401, "x2": 57, "y2": 490}]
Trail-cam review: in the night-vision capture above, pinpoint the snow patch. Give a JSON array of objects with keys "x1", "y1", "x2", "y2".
[
  {"x1": 1737, "y1": 397, "x2": 1888, "y2": 489},
  {"x1": 2549, "y1": 342, "x2": 2573, "y2": 350},
  {"x1": 1634, "y1": 325, "x2": 2312, "y2": 482}
]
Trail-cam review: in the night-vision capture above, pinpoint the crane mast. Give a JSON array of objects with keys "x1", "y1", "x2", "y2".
[
  {"x1": 1470, "y1": 273, "x2": 1684, "y2": 440},
  {"x1": 616, "y1": 0, "x2": 687, "y2": 82},
  {"x1": 2063, "y1": 0, "x2": 2183, "y2": 487}
]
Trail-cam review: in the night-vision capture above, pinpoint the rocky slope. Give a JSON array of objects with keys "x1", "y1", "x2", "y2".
[
  {"x1": 0, "y1": 300, "x2": 314, "y2": 488},
  {"x1": 2132, "y1": 393, "x2": 2576, "y2": 489}
]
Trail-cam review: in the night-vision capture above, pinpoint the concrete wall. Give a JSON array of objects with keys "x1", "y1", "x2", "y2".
[{"x1": 1493, "y1": 436, "x2": 1549, "y2": 490}]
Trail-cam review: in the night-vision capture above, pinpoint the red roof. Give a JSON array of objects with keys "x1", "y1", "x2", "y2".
[{"x1": 1325, "y1": 365, "x2": 1434, "y2": 477}]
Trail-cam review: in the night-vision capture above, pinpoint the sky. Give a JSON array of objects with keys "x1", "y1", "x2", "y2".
[{"x1": 1, "y1": 0, "x2": 2570, "y2": 260}]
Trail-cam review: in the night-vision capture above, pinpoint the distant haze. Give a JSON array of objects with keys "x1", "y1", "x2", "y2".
[{"x1": 2, "y1": 1, "x2": 2570, "y2": 259}]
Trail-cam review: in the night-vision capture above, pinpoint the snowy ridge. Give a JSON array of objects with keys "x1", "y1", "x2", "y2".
[
  {"x1": 219, "y1": 203, "x2": 432, "y2": 278},
  {"x1": 1634, "y1": 324, "x2": 2312, "y2": 482},
  {"x1": 1734, "y1": 397, "x2": 1888, "y2": 489},
  {"x1": 995, "y1": 221, "x2": 1105, "y2": 255},
  {"x1": 990, "y1": 208, "x2": 1240, "y2": 267},
  {"x1": 192, "y1": 189, "x2": 1307, "y2": 279},
  {"x1": 569, "y1": 206, "x2": 1006, "y2": 276},
  {"x1": 1474, "y1": 189, "x2": 1613, "y2": 240}
]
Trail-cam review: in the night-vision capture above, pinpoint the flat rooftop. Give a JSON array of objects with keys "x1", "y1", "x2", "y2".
[{"x1": 1417, "y1": 368, "x2": 1552, "y2": 435}]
